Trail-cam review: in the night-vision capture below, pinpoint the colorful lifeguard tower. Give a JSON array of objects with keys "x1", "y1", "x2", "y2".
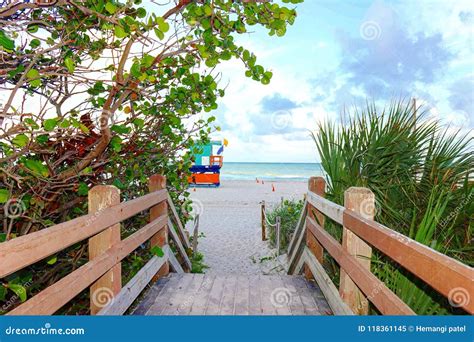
[{"x1": 188, "y1": 139, "x2": 228, "y2": 187}]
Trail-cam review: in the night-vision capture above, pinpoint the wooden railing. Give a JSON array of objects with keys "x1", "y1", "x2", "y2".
[
  {"x1": 0, "y1": 174, "x2": 192, "y2": 315},
  {"x1": 288, "y1": 176, "x2": 474, "y2": 315}
]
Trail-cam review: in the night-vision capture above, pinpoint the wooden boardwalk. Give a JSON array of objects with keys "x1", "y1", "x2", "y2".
[{"x1": 133, "y1": 274, "x2": 332, "y2": 315}]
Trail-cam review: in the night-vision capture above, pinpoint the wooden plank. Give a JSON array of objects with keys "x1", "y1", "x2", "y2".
[
  {"x1": 280, "y1": 275, "x2": 306, "y2": 315},
  {"x1": 205, "y1": 275, "x2": 226, "y2": 315},
  {"x1": 178, "y1": 274, "x2": 206, "y2": 315},
  {"x1": 219, "y1": 275, "x2": 238, "y2": 315},
  {"x1": 146, "y1": 274, "x2": 184, "y2": 315},
  {"x1": 233, "y1": 275, "x2": 250, "y2": 315},
  {"x1": 306, "y1": 217, "x2": 415, "y2": 315},
  {"x1": 0, "y1": 189, "x2": 167, "y2": 278},
  {"x1": 268, "y1": 275, "x2": 292, "y2": 315},
  {"x1": 7, "y1": 215, "x2": 167, "y2": 315},
  {"x1": 339, "y1": 187, "x2": 374, "y2": 315},
  {"x1": 305, "y1": 177, "x2": 325, "y2": 279},
  {"x1": 287, "y1": 200, "x2": 307, "y2": 257},
  {"x1": 160, "y1": 274, "x2": 196, "y2": 315},
  {"x1": 167, "y1": 193, "x2": 191, "y2": 250},
  {"x1": 261, "y1": 200, "x2": 267, "y2": 241},
  {"x1": 149, "y1": 175, "x2": 169, "y2": 280},
  {"x1": 305, "y1": 279, "x2": 332, "y2": 315},
  {"x1": 290, "y1": 275, "x2": 321, "y2": 315},
  {"x1": 248, "y1": 275, "x2": 262, "y2": 315},
  {"x1": 98, "y1": 253, "x2": 167, "y2": 315},
  {"x1": 259, "y1": 275, "x2": 277, "y2": 315},
  {"x1": 168, "y1": 248, "x2": 185, "y2": 274},
  {"x1": 302, "y1": 248, "x2": 353, "y2": 315},
  {"x1": 306, "y1": 191, "x2": 344, "y2": 225},
  {"x1": 88, "y1": 185, "x2": 122, "y2": 315},
  {"x1": 343, "y1": 210, "x2": 474, "y2": 314},
  {"x1": 132, "y1": 276, "x2": 171, "y2": 315},
  {"x1": 167, "y1": 218, "x2": 192, "y2": 271},
  {"x1": 189, "y1": 274, "x2": 215, "y2": 315}
]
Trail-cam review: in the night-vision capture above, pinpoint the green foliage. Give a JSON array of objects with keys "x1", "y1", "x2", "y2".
[
  {"x1": 191, "y1": 252, "x2": 209, "y2": 274},
  {"x1": 313, "y1": 99, "x2": 473, "y2": 314},
  {"x1": 266, "y1": 199, "x2": 304, "y2": 251}
]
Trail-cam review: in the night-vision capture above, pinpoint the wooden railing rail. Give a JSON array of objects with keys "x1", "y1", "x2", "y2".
[
  {"x1": 289, "y1": 176, "x2": 474, "y2": 315},
  {"x1": 0, "y1": 174, "x2": 193, "y2": 315}
]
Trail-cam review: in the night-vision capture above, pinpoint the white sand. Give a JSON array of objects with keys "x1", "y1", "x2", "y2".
[{"x1": 186, "y1": 180, "x2": 307, "y2": 275}]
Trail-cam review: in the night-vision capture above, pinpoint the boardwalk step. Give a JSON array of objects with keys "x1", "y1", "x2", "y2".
[{"x1": 133, "y1": 274, "x2": 333, "y2": 316}]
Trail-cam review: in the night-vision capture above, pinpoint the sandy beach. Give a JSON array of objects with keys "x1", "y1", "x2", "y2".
[{"x1": 186, "y1": 180, "x2": 308, "y2": 275}]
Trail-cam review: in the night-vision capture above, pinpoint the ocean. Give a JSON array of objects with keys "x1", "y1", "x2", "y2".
[{"x1": 220, "y1": 162, "x2": 324, "y2": 181}]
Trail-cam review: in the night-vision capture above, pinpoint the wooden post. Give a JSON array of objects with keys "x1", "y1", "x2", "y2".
[
  {"x1": 261, "y1": 200, "x2": 266, "y2": 241},
  {"x1": 305, "y1": 177, "x2": 325, "y2": 280},
  {"x1": 276, "y1": 216, "x2": 281, "y2": 255},
  {"x1": 88, "y1": 185, "x2": 121, "y2": 315},
  {"x1": 339, "y1": 187, "x2": 374, "y2": 315},
  {"x1": 192, "y1": 214, "x2": 199, "y2": 254},
  {"x1": 149, "y1": 174, "x2": 169, "y2": 281}
]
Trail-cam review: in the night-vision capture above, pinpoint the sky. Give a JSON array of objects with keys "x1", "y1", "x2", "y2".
[{"x1": 208, "y1": 0, "x2": 474, "y2": 163}]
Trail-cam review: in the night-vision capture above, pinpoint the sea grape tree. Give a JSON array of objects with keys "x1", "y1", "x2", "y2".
[{"x1": 0, "y1": 0, "x2": 302, "y2": 311}]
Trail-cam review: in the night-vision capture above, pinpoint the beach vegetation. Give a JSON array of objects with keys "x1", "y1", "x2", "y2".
[
  {"x1": 312, "y1": 99, "x2": 473, "y2": 314},
  {"x1": 266, "y1": 199, "x2": 305, "y2": 251}
]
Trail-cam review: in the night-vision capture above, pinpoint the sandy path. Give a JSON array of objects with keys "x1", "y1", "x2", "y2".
[{"x1": 186, "y1": 180, "x2": 307, "y2": 275}]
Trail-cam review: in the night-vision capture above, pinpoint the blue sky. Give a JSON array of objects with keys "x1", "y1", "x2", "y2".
[{"x1": 210, "y1": 0, "x2": 473, "y2": 162}]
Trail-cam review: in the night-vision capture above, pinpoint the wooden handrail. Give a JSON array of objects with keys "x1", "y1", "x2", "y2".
[
  {"x1": 0, "y1": 189, "x2": 167, "y2": 278},
  {"x1": 306, "y1": 191, "x2": 344, "y2": 225},
  {"x1": 8, "y1": 215, "x2": 167, "y2": 315},
  {"x1": 167, "y1": 194, "x2": 191, "y2": 250},
  {"x1": 167, "y1": 218, "x2": 192, "y2": 271},
  {"x1": 343, "y1": 210, "x2": 474, "y2": 313},
  {"x1": 1, "y1": 173, "x2": 196, "y2": 316},
  {"x1": 307, "y1": 216, "x2": 415, "y2": 315},
  {"x1": 291, "y1": 182, "x2": 474, "y2": 315}
]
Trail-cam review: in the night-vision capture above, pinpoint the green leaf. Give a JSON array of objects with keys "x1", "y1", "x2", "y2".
[
  {"x1": 8, "y1": 284, "x2": 27, "y2": 302},
  {"x1": 30, "y1": 38, "x2": 41, "y2": 48},
  {"x1": 0, "y1": 189, "x2": 10, "y2": 204},
  {"x1": 36, "y1": 134, "x2": 49, "y2": 145},
  {"x1": 43, "y1": 118, "x2": 59, "y2": 131},
  {"x1": 12, "y1": 134, "x2": 29, "y2": 148},
  {"x1": 46, "y1": 255, "x2": 57, "y2": 265},
  {"x1": 155, "y1": 17, "x2": 169, "y2": 33},
  {"x1": 0, "y1": 29, "x2": 15, "y2": 51},
  {"x1": 77, "y1": 182, "x2": 89, "y2": 196},
  {"x1": 105, "y1": 2, "x2": 117, "y2": 14},
  {"x1": 130, "y1": 62, "x2": 141, "y2": 78},
  {"x1": 137, "y1": 7, "x2": 147, "y2": 18},
  {"x1": 154, "y1": 28, "x2": 164, "y2": 40},
  {"x1": 110, "y1": 136, "x2": 122, "y2": 152},
  {"x1": 27, "y1": 25, "x2": 38, "y2": 33},
  {"x1": 0, "y1": 285, "x2": 6, "y2": 301},
  {"x1": 151, "y1": 246, "x2": 164, "y2": 257},
  {"x1": 114, "y1": 25, "x2": 127, "y2": 38},
  {"x1": 26, "y1": 68, "x2": 41, "y2": 87},
  {"x1": 64, "y1": 57, "x2": 75, "y2": 73},
  {"x1": 132, "y1": 118, "x2": 144, "y2": 128},
  {"x1": 24, "y1": 159, "x2": 49, "y2": 177},
  {"x1": 111, "y1": 124, "x2": 131, "y2": 134}
]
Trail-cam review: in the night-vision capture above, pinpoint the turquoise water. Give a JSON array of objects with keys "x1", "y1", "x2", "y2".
[{"x1": 220, "y1": 162, "x2": 324, "y2": 181}]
